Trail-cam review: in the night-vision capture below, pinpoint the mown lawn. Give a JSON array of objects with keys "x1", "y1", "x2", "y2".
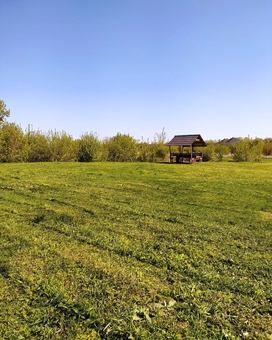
[{"x1": 0, "y1": 161, "x2": 271, "y2": 339}]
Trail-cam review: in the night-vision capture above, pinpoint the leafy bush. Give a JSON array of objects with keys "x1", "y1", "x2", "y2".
[
  {"x1": 137, "y1": 129, "x2": 169, "y2": 162},
  {"x1": 152, "y1": 128, "x2": 169, "y2": 162},
  {"x1": 77, "y1": 132, "x2": 101, "y2": 162},
  {"x1": 105, "y1": 133, "x2": 137, "y2": 162},
  {"x1": 232, "y1": 138, "x2": 264, "y2": 162},
  {"x1": 137, "y1": 142, "x2": 169, "y2": 162},
  {"x1": 214, "y1": 142, "x2": 230, "y2": 161},
  {"x1": 48, "y1": 130, "x2": 77, "y2": 162},
  {"x1": 263, "y1": 138, "x2": 272, "y2": 156},
  {"x1": 25, "y1": 129, "x2": 51, "y2": 162},
  {"x1": 150, "y1": 143, "x2": 169, "y2": 162},
  {"x1": 0, "y1": 123, "x2": 27, "y2": 162},
  {"x1": 202, "y1": 141, "x2": 215, "y2": 161},
  {"x1": 137, "y1": 142, "x2": 152, "y2": 162}
]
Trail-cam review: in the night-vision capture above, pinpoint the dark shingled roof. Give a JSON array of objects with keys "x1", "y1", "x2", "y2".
[{"x1": 167, "y1": 134, "x2": 206, "y2": 147}]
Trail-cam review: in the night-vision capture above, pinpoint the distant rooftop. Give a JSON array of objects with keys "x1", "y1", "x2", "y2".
[{"x1": 218, "y1": 137, "x2": 239, "y2": 144}]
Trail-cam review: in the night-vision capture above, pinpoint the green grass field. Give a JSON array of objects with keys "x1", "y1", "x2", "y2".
[{"x1": 0, "y1": 161, "x2": 271, "y2": 339}]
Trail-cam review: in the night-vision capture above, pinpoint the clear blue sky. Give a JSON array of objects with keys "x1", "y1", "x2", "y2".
[{"x1": 1, "y1": 0, "x2": 271, "y2": 141}]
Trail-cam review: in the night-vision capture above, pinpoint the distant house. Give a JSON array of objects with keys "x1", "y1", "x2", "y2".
[
  {"x1": 167, "y1": 134, "x2": 206, "y2": 164},
  {"x1": 218, "y1": 137, "x2": 239, "y2": 145}
]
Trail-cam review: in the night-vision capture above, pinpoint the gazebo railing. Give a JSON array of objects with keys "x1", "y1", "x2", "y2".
[{"x1": 170, "y1": 152, "x2": 203, "y2": 163}]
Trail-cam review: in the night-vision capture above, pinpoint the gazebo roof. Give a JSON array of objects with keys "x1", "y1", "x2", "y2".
[{"x1": 167, "y1": 134, "x2": 206, "y2": 147}]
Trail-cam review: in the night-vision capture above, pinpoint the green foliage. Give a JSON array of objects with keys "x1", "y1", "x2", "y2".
[
  {"x1": 202, "y1": 141, "x2": 215, "y2": 161},
  {"x1": 137, "y1": 142, "x2": 152, "y2": 162},
  {"x1": 77, "y1": 132, "x2": 101, "y2": 162},
  {"x1": 137, "y1": 142, "x2": 169, "y2": 162},
  {"x1": 232, "y1": 137, "x2": 264, "y2": 162},
  {"x1": 106, "y1": 133, "x2": 137, "y2": 162},
  {"x1": 263, "y1": 138, "x2": 272, "y2": 156},
  {"x1": 137, "y1": 129, "x2": 169, "y2": 162},
  {"x1": 153, "y1": 129, "x2": 168, "y2": 162},
  {"x1": 0, "y1": 99, "x2": 10, "y2": 124},
  {"x1": 0, "y1": 123, "x2": 27, "y2": 162},
  {"x1": 0, "y1": 119, "x2": 270, "y2": 164},
  {"x1": 149, "y1": 129, "x2": 169, "y2": 162},
  {"x1": 154, "y1": 127, "x2": 167, "y2": 144},
  {"x1": 25, "y1": 129, "x2": 51, "y2": 162},
  {"x1": 100, "y1": 137, "x2": 110, "y2": 161},
  {"x1": 214, "y1": 142, "x2": 230, "y2": 161},
  {"x1": 0, "y1": 161, "x2": 272, "y2": 339},
  {"x1": 48, "y1": 130, "x2": 77, "y2": 162},
  {"x1": 149, "y1": 142, "x2": 169, "y2": 162}
]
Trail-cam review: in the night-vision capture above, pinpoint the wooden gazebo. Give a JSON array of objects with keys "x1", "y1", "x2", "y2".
[{"x1": 167, "y1": 134, "x2": 206, "y2": 164}]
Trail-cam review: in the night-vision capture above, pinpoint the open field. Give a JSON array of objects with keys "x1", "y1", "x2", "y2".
[{"x1": 0, "y1": 161, "x2": 272, "y2": 339}]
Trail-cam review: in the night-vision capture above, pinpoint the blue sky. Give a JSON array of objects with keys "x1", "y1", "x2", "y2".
[{"x1": 1, "y1": 0, "x2": 271, "y2": 141}]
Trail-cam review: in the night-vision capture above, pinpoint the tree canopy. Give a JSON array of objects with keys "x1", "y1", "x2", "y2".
[{"x1": 0, "y1": 100, "x2": 10, "y2": 124}]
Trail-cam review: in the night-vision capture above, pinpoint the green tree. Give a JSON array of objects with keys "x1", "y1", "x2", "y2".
[
  {"x1": 232, "y1": 137, "x2": 264, "y2": 162},
  {"x1": 0, "y1": 123, "x2": 26, "y2": 162},
  {"x1": 25, "y1": 129, "x2": 51, "y2": 162},
  {"x1": 137, "y1": 141, "x2": 152, "y2": 162},
  {"x1": 106, "y1": 133, "x2": 137, "y2": 162},
  {"x1": 77, "y1": 132, "x2": 101, "y2": 162},
  {"x1": 137, "y1": 129, "x2": 168, "y2": 162},
  {"x1": 0, "y1": 100, "x2": 10, "y2": 124},
  {"x1": 150, "y1": 128, "x2": 169, "y2": 162},
  {"x1": 215, "y1": 142, "x2": 230, "y2": 161},
  {"x1": 100, "y1": 137, "x2": 110, "y2": 161},
  {"x1": 202, "y1": 141, "x2": 215, "y2": 161},
  {"x1": 263, "y1": 138, "x2": 272, "y2": 156},
  {"x1": 48, "y1": 130, "x2": 77, "y2": 162}
]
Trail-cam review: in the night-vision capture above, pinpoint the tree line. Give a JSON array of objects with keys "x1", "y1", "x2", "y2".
[
  {"x1": 0, "y1": 100, "x2": 271, "y2": 163},
  {"x1": 0, "y1": 123, "x2": 169, "y2": 163},
  {"x1": 202, "y1": 138, "x2": 272, "y2": 162}
]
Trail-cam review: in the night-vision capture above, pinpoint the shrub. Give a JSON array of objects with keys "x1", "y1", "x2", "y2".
[
  {"x1": 232, "y1": 138, "x2": 264, "y2": 162},
  {"x1": 77, "y1": 132, "x2": 101, "y2": 162},
  {"x1": 202, "y1": 141, "x2": 215, "y2": 161},
  {"x1": 137, "y1": 129, "x2": 169, "y2": 162},
  {"x1": 137, "y1": 142, "x2": 152, "y2": 162},
  {"x1": 263, "y1": 138, "x2": 272, "y2": 156},
  {"x1": 105, "y1": 133, "x2": 137, "y2": 162},
  {"x1": 150, "y1": 142, "x2": 169, "y2": 162},
  {"x1": 214, "y1": 142, "x2": 230, "y2": 161},
  {"x1": 25, "y1": 129, "x2": 51, "y2": 162},
  {"x1": 48, "y1": 130, "x2": 77, "y2": 162},
  {"x1": 0, "y1": 123, "x2": 27, "y2": 162},
  {"x1": 137, "y1": 143, "x2": 169, "y2": 162}
]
